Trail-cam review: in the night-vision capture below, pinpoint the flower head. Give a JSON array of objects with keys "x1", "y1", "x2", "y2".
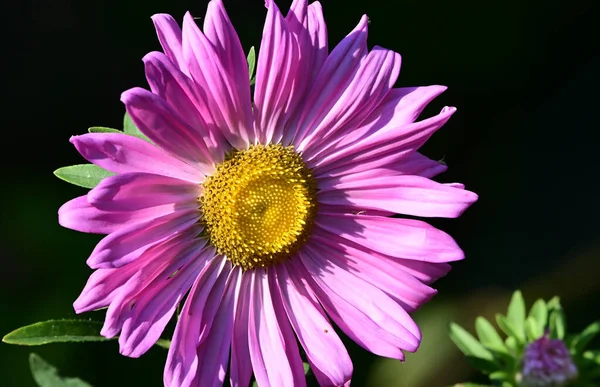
[
  {"x1": 520, "y1": 334, "x2": 578, "y2": 387},
  {"x1": 58, "y1": 0, "x2": 477, "y2": 386}
]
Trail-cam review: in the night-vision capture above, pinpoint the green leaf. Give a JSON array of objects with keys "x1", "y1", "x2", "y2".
[
  {"x1": 3, "y1": 320, "x2": 109, "y2": 346},
  {"x1": 247, "y1": 46, "x2": 256, "y2": 86},
  {"x1": 155, "y1": 338, "x2": 171, "y2": 350},
  {"x1": 450, "y1": 383, "x2": 493, "y2": 387},
  {"x1": 496, "y1": 314, "x2": 519, "y2": 341},
  {"x1": 303, "y1": 362, "x2": 310, "y2": 375},
  {"x1": 450, "y1": 323, "x2": 495, "y2": 361},
  {"x1": 123, "y1": 112, "x2": 151, "y2": 142},
  {"x1": 505, "y1": 336, "x2": 518, "y2": 352},
  {"x1": 506, "y1": 290, "x2": 526, "y2": 342},
  {"x1": 583, "y1": 350, "x2": 600, "y2": 364},
  {"x1": 88, "y1": 126, "x2": 121, "y2": 134},
  {"x1": 571, "y1": 321, "x2": 600, "y2": 353},
  {"x1": 489, "y1": 371, "x2": 510, "y2": 382},
  {"x1": 29, "y1": 353, "x2": 92, "y2": 387},
  {"x1": 528, "y1": 299, "x2": 548, "y2": 336},
  {"x1": 54, "y1": 164, "x2": 114, "y2": 189},
  {"x1": 475, "y1": 317, "x2": 508, "y2": 354},
  {"x1": 525, "y1": 316, "x2": 543, "y2": 341},
  {"x1": 549, "y1": 309, "x2": 566, "y2": 340}
]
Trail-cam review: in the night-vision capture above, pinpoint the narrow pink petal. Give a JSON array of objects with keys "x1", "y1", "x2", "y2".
[
  {"x1": 193, "y1": 267, "x2": 241, "y2": 387},
  {"x1": 276, "y1": 263, "x2": 353, "y2": 386},
  {"x1": 316, "y1": 152, "x2": 447, "y2": 180},
  {"x1": 230, "y1": 271, "x2": 253, "y2": 387},
  {"x1": 58, "y1": 195, "x2": 181, "y2": 234},
  {"x1": 182, "y1": 12, "x2": 253, "y2": 149},
  {"x1": 87, "y1": 172, "x2": 200, "y2": 212},
  {"x1": 318, "y1": 174, "x2": 478, "y2": 218},
  {"x1": 310, "y1": 233, "x2": 436, "y2": 313},
  {"x1": 248, "y1": 269, "x2": 306, "y2": 387},
  {"x1": 316, "y1": 106, "x2": 456, "y2": 173},
  {"x1": 151, "y1": 14, "x2": 188, "y2": 74},
  {"x1": 164, "y1": 256, "x2": 230, "y2": 387},
  {"x1": 282, "y1": 15, "x2": 368, "y2": 146},
  {"x1": 73, "y1": 268, "x2": 133, "y2": 314},
  {"x1": 306, "y1": 2, "x2": 328, "y2": 83},
  {"x1": 315, "y1": 212, "x2": 464, "y2": 262},
  {"x1": 87, "y1": 210, "x2": 200, "y2": 269},
  {"x1": 294, "y1": 249, "x2": 420, "y2": 359},
  {"x1": 329, "y1": 85, "x2": 448, "y2": 152},
  {"x1": 300, "y1": 47, "x2": 402, "y2": 161},
  {"x1": 121, "y1": 87, "x2": 215, "y2": 173},
  {"x1": 253, "y1": 1, "x2": 301, "y2": 144},
  {"x1": 143, "y1": 51, "x2": 228, "y2": 162},
  {"x1": 70, "y1": 133, "x2": 202, "y2": 183},
  {"x1": 100, "y1": 235, "x2": 202, "y2": 338},
  {"x1": 119, "y1": 245, "x2": 216, "y2": 358},
  {"x1": 392, "y1": 259, "x2": 452, "y2": 285}
]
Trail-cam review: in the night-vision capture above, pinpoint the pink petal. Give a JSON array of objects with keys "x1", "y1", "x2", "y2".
[
  {"x1": 164, "y1": 256, "x2": 230, "y2": 387},
  {"x1": 230, "y1": 271, "x2": 253, "y2": 387},
  {"x1": 100, "y1": 235, "x2": 203, "y2": 338},
  {"x1": 310, "y1": 233, "x2": 436, "y2": 313},
  {"x1": 296, "y1": 248, "x2": 421, "y2": 359},
  {"x1": 87, "y1": 172, "x2": 200, "y2": 212},
  {"x1": 316, "y1": 152, "x2": 447, "y2": 180},
  {"x1": 121, "y1": 87, "x2": 215, "y2": 174},
  {"x1": 70, "y1": 133, "x2": 202, "y2": 183},
  {"x1": 276, "y1": 263, "x2": 353, "y2": 386},
  {"x1": 58, "y1": 195, "x2": 180, "y2": 234},
  {"x1": 282, "y1": 15, "x2": 369, "y2": 146},
  {"x1": 118, "y1": 245, "x2": 216, "y2": 358},
  {"x1": 253, "y1": 1, "x2": 301, "y2": 144},
  {"x1": 318, "y1": 174, "x2": 478, "y2": 218},
  {"x1": 87, "y1": 209, "x2": 201, "y2": 269},
  {"x1": 316, "y1": 106, "x2": 456, "y2": 173},
  {"x1": 143, "y1": 51, "x2": 227, "y2": 162},
  {"x1": 151, "y1": 14, "x2": 187, "y2": 74},
  {"x1": 300, "y1": 46, "x2": 402, "y2": 161},
  {"x1": 248, "y1": 269, "x2": 306, "y2": 387},
  {"x1": 182, "y1": 12, "x2": 253, "y2": 149},
  {"x1": 392, "y1": 259, "x2": 452, "y2": 285},
  {"x1": 193, "y1": 267, "x2": 241, "y2": 387},
  {"x1": 315, "y1": 212, "x2": 464, "y2": 262},
  {"x1": 306, "y1": 2, "x2": 328, "y2": 84}
]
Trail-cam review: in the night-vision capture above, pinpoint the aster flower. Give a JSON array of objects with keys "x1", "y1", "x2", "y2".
[
  {"x1": 58, "y1": 0, "x2": 477, "y2": 385},
  {"x1": 519, "y1": 334, "x2": 578, "y2": 387}
]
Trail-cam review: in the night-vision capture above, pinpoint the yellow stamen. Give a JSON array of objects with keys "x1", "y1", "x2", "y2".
[{"x1": 200, "y1": 144, "x2": 317, "y2": 270}]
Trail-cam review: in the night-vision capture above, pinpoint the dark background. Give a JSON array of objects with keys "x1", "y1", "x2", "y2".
[{"x1": 2, "y1": 0, "x2": 598, "y2": 385}]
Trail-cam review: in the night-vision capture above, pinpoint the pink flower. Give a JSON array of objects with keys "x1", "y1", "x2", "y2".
[
  {"x1": 58, "y1": 0, "x2": 477, "y2": 386},
  {"x1": 520, "y1": 334, "x2": 578, "y2": 387}
]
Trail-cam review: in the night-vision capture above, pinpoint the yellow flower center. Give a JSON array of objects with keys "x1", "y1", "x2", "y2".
[{"x1": 200, "y1": 144, "x2": 317, "y2": 270}]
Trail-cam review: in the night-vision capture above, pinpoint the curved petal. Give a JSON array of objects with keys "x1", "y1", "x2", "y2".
[
  {"x1": 87, "y1": 172, "x2": 200, "y2": 212},
  {"x1": 164, "y1": 256, "x2": 230, "y2": 387},
  {"x1": 276, "y1": 263, "x2": 352, "y2": 386},
  {"x1": 300, "y1": 47, "x2": 402, "y2": 161},
  {"x1": 282, "y1": 15, "x2": 368, "y2": 146},
  {"x1": 121, "y1": 87, "x2": 215, "y2": 173},
  {"x1": 100, "y1": 235, "x2": 203, "y2": 338},
  {"x1": 316, "y1": 106, "x2": 456, "y2": 173},
  {"x1": 193, "y1": 266, "x2": 241, "y2": 387},
  {"x1": 309, "y1": 233, "x2": 436, "y2": 313},
  {"x1": 295, "y1": 248, "x2": 420, "y2": 359},
  {"x1": 143, "y1": 51, "x2": 227, "y2": 162},
  {"x1": 248, "y1": 269, "x2": 306, "y2": 387},
  {"x1": 87, "y1": 209, "x2": 200, "y2": 269},
  {"x1": 119, "y1": 245, "x2": 215, "y2": 358},
  {"x1": 316, "y1": 152, "x2": 447, "y2": 180},
  {"x1": 58, "y1": 195, "x2": 180, "y2": 234},
  {"x1": 253, "y1": 1, "x2": 301, "y2": 144},
  {"x1": 318, "y1": 174, "x2": 478, "y2": 218},
  {"x1": 306, "y1": 2, "x2": 328, "y2": 84},
  {"x1": 230, "y1": 270, "x2": 253, "y2": 387},
  {"x1": 151, "y1": 14, "x2": 187, "y2": 74},
  {"x1": 182, "y1": 12, "x2": 253, "y2": 149},
  {"x1": 70, "y1": 133, "x2": 202, "y2": 183},
  {"x1": 315, "y1": 212, "x2": 464, "y2": 262}
]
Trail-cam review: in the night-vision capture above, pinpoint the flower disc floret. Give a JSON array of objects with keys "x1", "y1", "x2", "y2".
[{"x1": 200, "y1": 144, "x2": 317, "y2": 270}]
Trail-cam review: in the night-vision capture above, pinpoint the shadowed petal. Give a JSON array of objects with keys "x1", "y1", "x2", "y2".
[
  {"x1": 276, "y1": 263, "x2": 353, "y2": 386},
  {"x1": 151, "y1": 14, "x2": 187, "y2": 74},
  {"x1": 230, "y1": 271, "x2": 253, "y2": 387}
]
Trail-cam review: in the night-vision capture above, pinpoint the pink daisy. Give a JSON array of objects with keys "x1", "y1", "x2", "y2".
[{"x1": 58, "y1": 0, "x2": 477, "y2": 386}]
